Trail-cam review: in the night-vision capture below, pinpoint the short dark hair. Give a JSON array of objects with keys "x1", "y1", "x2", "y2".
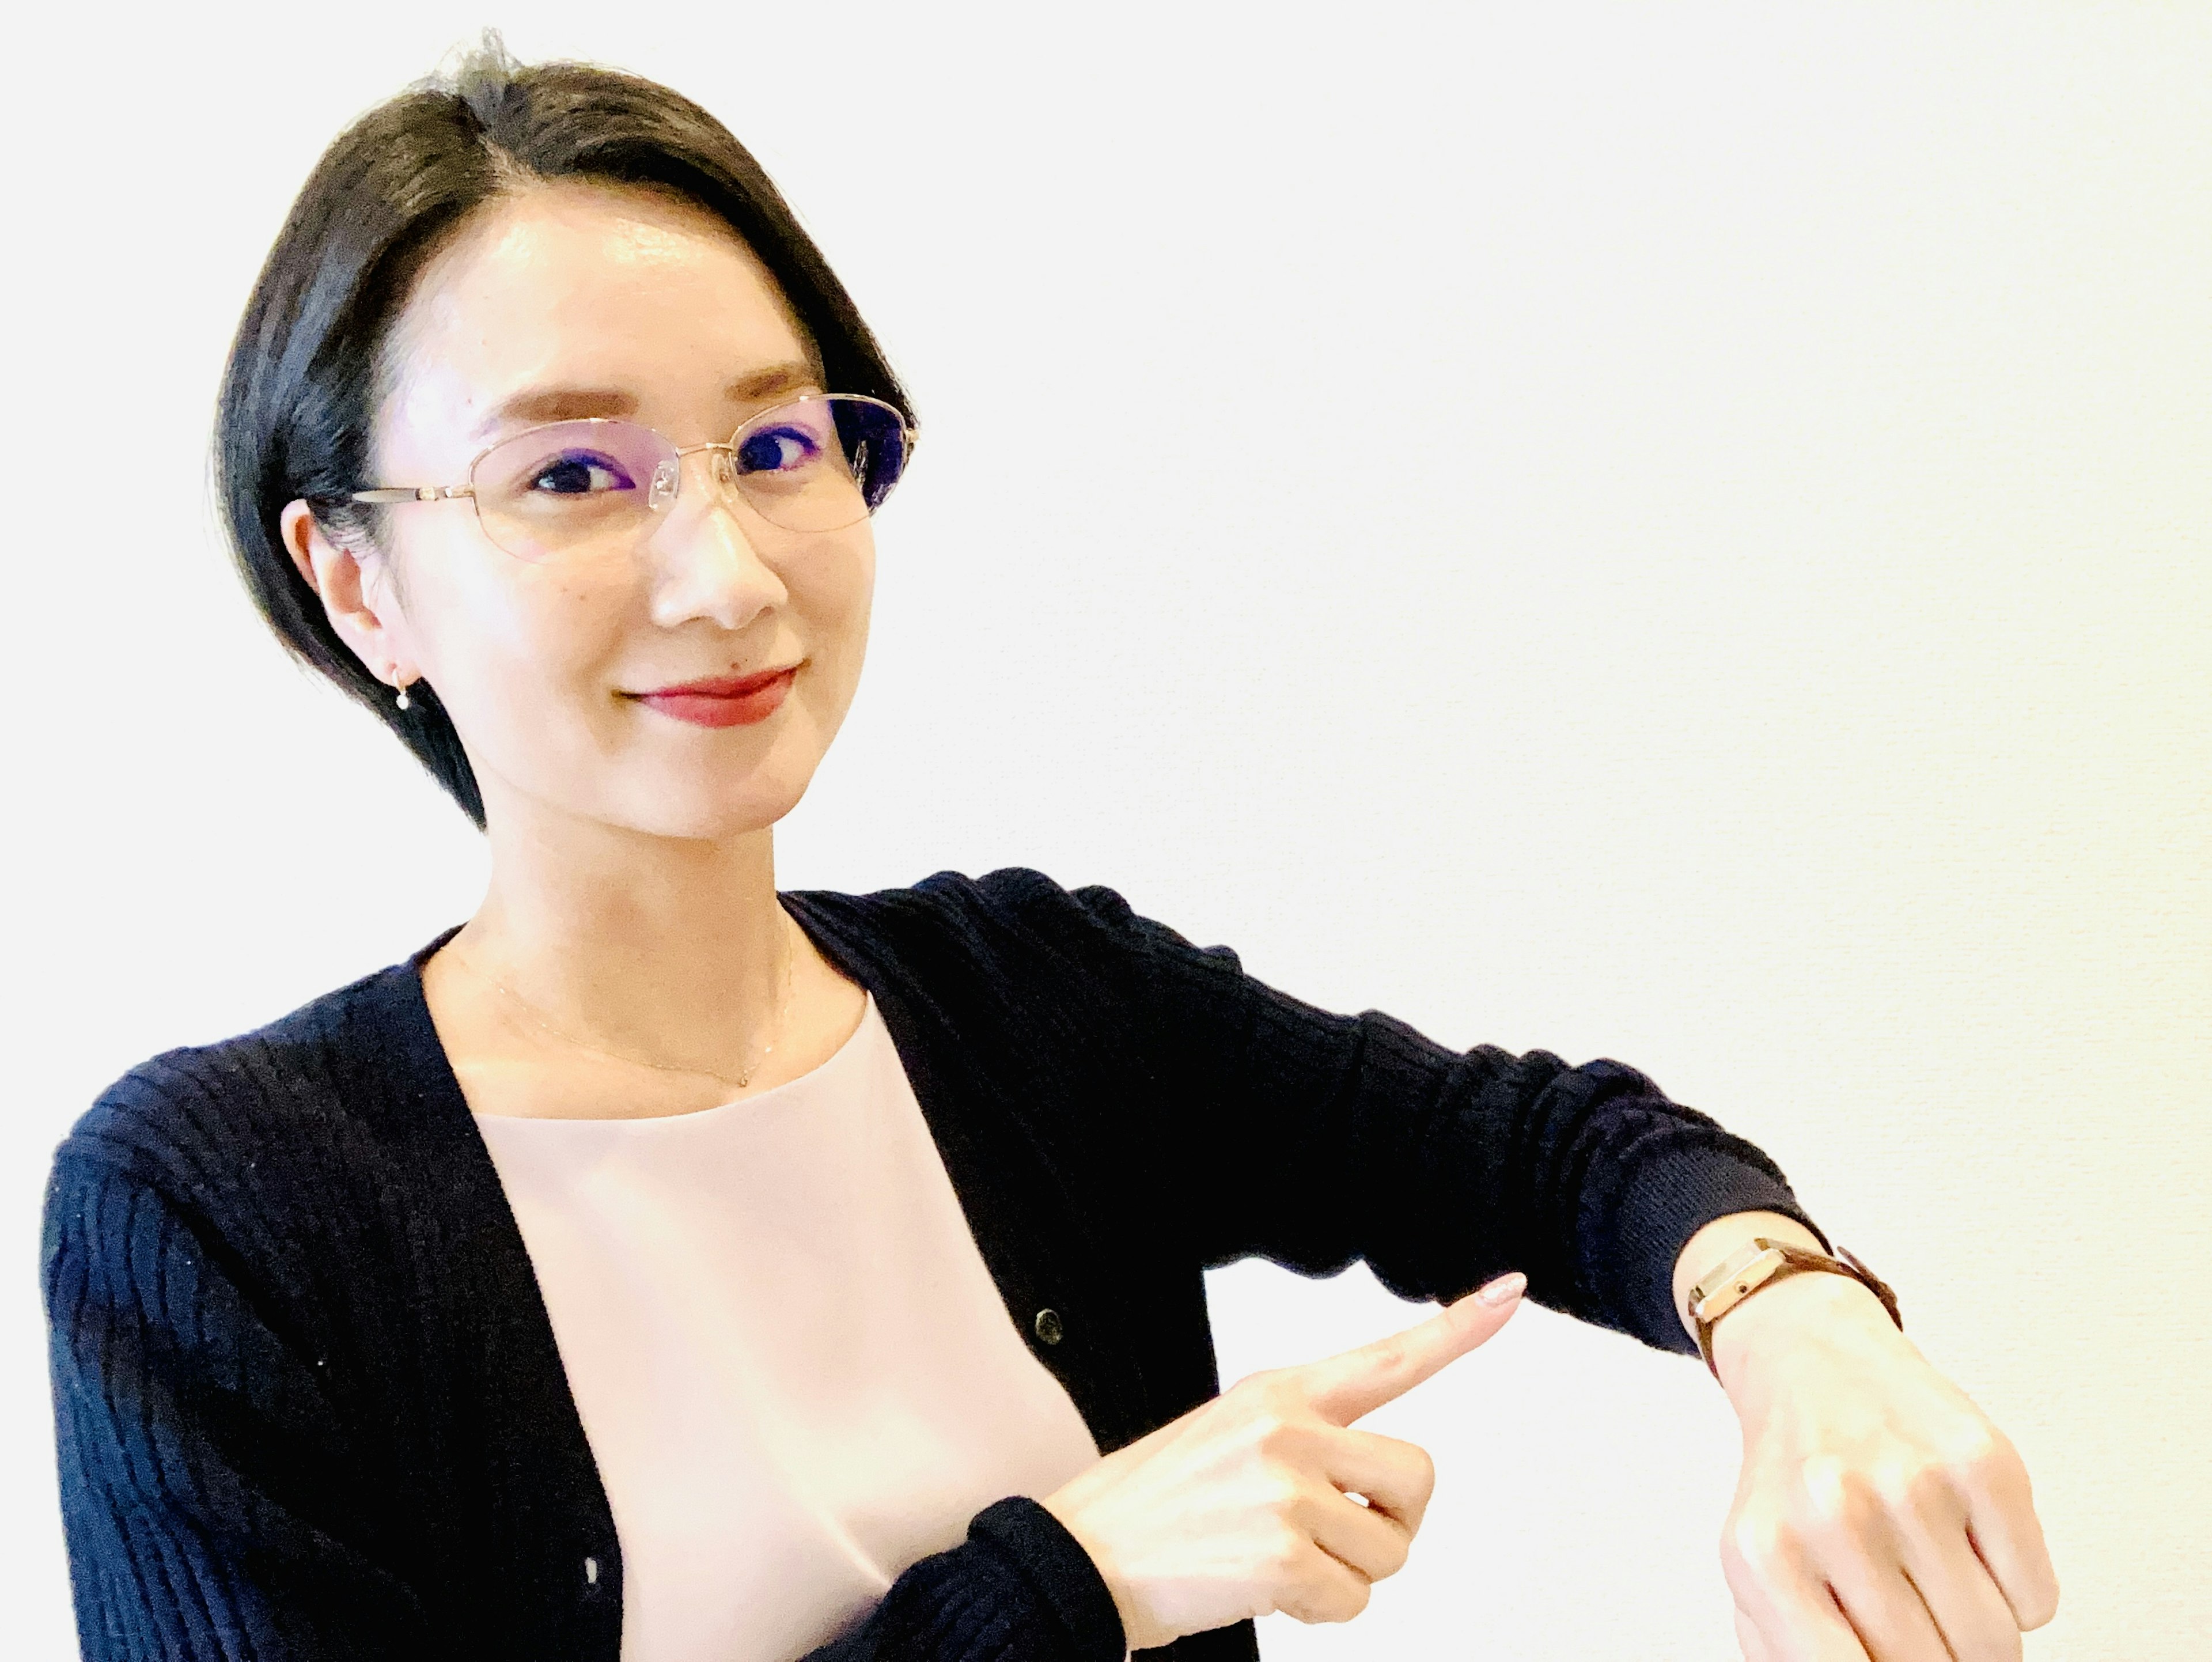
[{"x1": 214, "y1": 36, "x2": 912, "y2": 827}]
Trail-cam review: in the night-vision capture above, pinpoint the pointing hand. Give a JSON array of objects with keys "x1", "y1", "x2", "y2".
[{"x1": 1040, "y1": 1271, "x2": 1528, "y2": 1650}]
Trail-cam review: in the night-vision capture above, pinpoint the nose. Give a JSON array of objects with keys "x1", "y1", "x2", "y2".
[{"x1": 643, "y1": 446, "x2": 789, "y2": 633}]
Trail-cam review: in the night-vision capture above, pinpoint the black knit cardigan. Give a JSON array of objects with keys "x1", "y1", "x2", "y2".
[{"x1": 43, "y1": 866, "x2": 1828, "y2": 1662}]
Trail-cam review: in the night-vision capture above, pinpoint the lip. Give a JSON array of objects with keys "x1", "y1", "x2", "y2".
[
  {"x1": 637, "y1": 665, "x2": 800, "y2": 698},
  {"x1": 627, "y1": 664, "x2": 799, "y2": 728}
]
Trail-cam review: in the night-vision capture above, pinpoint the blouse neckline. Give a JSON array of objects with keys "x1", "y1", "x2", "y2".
[
  {"x1": 464, "y1": 987, "x2": 881, "y2": 1128},
  {"x1": 395, "y1": 896, "x2": 888, "y2": 1134}
]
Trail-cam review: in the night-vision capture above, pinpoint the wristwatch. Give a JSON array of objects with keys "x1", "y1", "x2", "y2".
[{"x1": 1688, "y1": 1237, "x2": 1902, "y2": 1381}]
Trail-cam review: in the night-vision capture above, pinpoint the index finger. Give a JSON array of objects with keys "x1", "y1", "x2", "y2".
[{"x1": 1294, "y1": 1274, "x2": 1525, "y2": 1427}]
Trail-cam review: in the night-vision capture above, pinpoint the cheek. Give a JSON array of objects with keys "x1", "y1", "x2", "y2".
[
  {"x1": 805, "y1": 533, "x2": 875, "y2": 645},
  {"x1": 794, "y1": 542, "x2": 875, "y2": 705},
  {"x1": 404, "y1": 527, "x2": 632, "y2": 730}
]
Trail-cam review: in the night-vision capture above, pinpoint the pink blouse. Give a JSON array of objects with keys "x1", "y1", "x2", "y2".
[{"x1": 473, "y1": 990, "x2": 1110, "y2": 1662}]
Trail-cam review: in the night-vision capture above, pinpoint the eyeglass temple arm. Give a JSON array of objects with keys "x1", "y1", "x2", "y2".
[{"x1": 347, "y1": 485, "x2": 476, "y2": 504}]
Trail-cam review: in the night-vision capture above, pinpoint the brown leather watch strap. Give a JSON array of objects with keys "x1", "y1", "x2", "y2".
[{"x1": 1691, "y1": 1239, "x2": 1902, "y2": 1381}]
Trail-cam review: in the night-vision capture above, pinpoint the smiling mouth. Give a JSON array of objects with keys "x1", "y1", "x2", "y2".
[{"x1": 624, "y1": 665, "x2": 798, "y2": 729}]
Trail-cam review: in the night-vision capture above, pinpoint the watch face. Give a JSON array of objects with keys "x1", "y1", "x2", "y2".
[
  {"x1": 1692, "y1": 1243, "x2": 1793, "y2": 1320},
  {"x1": 1692, "y1": 1242, "x2": 1760, "y2": 1305}
]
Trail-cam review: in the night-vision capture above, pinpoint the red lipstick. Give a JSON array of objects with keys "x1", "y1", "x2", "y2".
[{"x1": 629, "y1": 665, "x2": 798, "y2": 728}]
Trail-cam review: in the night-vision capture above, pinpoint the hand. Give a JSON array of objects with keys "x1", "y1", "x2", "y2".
[
  {"x1": 1040, "y1": 1271, "x2": 1528, "y2": 1650},
  {"x1": 1711, "y1": 1273, "x2": 2060, "y2": 1662}
]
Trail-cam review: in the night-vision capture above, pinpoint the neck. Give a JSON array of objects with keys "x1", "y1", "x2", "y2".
[{"x1": 449, "y1": 794, "x2": 794, "y2": 1075}]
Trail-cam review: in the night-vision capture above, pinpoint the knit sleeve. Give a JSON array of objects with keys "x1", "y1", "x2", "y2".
[
  {"x1": 976, "y1": 868, "x2": 1831, "y2": 1357},
  {"x1": 42, "y1": 1138, "x2": 434, "y2": 1662}
]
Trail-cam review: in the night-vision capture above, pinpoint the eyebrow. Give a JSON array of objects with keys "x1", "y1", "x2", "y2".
[
  {"x1": 472, "y1": 361, "x2": 823, "y2": 441},
  {"x1": 727, "y1": 361, "x2": 820, "y2": 403}
]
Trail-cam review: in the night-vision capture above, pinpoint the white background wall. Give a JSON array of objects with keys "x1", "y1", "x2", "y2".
[{"x1": 3, "y1": 3, "x2": 2204, "y2": 1656}]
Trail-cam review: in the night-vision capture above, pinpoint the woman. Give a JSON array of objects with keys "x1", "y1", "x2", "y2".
[{"x1": 41, "y1": 40, "x2": 2056, "y2": 1662}]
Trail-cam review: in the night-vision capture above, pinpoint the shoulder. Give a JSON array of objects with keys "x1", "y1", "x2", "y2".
[
  {"x1": 787, "y1": 863, "x2": 1226, "y2": 974},
  {"x1": 45, "y1": 951, "x2": 440, "y2": 1245},
  {"x1": 782, "y1": 866, "x2": 1261, "y2": 1074},
  {"x1": 786, "y1": 862, "x2": 1100, "y2": 930},
  {"x1": 782, "y1": 865, "x2": 1217, "y2": 1017}
]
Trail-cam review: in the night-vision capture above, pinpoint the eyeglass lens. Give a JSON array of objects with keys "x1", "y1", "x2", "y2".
[{"x1": 467, "y1": 395, "x2": 911, "y2": 563}]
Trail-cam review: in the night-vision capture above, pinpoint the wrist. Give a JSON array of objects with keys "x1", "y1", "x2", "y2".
[
  {"x1": 1037, "y1": 1492, "x2": 1149, "y2": 1653},
  {"x1": 971, "y1": 1496, "x2": 1130, "y2": 1661},
  {"x1": 1708, "y1": 1266, "x2": 1900, "y2": 1399},
  {"x1": 1672, "y1": 1210, "x2": 1826, "y2": 1345}
]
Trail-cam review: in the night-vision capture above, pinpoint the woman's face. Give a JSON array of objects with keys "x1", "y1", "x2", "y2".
[{"x1": 336, "y1": 179, "x2": 875, "y2": 841}]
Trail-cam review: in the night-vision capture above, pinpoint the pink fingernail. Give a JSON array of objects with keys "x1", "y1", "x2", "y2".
[{"x1": 1476, "y1": 1271, "x2": 1527, "y2": 1306}]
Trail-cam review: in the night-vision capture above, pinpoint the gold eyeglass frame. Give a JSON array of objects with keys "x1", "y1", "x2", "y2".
[{"x1": 339, "y1": 392, "x2": 918, "y2": 553}]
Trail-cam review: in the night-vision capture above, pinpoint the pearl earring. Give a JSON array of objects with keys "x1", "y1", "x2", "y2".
[{"x1": 394, "y1": 673, "x2": 412, "y2": 712}]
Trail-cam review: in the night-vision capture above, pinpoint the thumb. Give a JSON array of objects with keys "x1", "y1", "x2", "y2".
[{"x1": 1296, "y1": 1273, "x2": 1527, "y2": 1428}]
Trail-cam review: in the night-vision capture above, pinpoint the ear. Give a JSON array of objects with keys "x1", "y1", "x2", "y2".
[{"x1": 279, "y1": 499, "x2": 415, "y2": 691}]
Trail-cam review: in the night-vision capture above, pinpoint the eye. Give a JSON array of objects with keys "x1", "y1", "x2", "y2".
[
  {"x1": 527, "y1": 449, "x2": 638, "y2": 495},
  {"x1": 733, "y1": 425, "x2": 824, "y2": 475}
]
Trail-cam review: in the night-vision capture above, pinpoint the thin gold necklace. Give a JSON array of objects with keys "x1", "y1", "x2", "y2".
[{"x1": 457, "y1": 918, "x2": 796, "y2": 1093}]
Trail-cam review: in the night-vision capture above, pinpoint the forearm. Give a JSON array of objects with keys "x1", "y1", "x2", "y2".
[{"x1": 991, "y1": 872, "x2": 1834, "y2": 1351}]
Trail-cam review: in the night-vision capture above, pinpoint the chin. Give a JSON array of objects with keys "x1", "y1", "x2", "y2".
[{"x1": 618, "y1": 768, "x2": 813, "y2": 842}]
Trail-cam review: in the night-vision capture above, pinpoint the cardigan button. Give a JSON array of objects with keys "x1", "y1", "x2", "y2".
[{"x1": 1033, "y1": 1308, "x2": 1065, "y2": 1345}]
